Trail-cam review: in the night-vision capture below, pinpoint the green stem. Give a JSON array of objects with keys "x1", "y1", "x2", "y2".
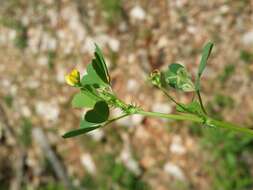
[
  {"x1": 208, "y1": 118, "x2": 253, "y2": 136},
  {"x1": 104, "y1": 113, "x2": 130, "y2": 126},
  {"x1": 137, "y1": 110, "x2": 203, "y2": 123},
  {"x1": 197, "y1": 90, "x2": 207, "y2": 114},
  {"x1": 160, "y1": 87, "x2": 192, "y2": 113},
  {"x1": 136, "y1": 110, "x2": 253, "y2": 136}
]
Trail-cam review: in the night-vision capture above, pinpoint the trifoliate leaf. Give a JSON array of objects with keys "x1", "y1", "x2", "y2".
[
  {"x1": 81, "y1": 63, "x2": 108, "y2": 87},
  {"x1": 71, "y1": 91, "x2": 100, "y2": 108},
  {"x1": 93, "y1": 44, "x2": 110, "y2": 84},
  {"x1": 164, "y1": 63, "x2": 195, "y2": 92},
  {"x1": 85, "y1": 101, "x2": 109, "y2": 123}
]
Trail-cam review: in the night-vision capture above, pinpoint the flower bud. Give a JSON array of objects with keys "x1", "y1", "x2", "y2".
[
  {"x1": 150, "y1": 70, "x2": 162, "y2": 88},
  {"x1": 65, "y1": 69, "x2": 81, "y2": 87}
]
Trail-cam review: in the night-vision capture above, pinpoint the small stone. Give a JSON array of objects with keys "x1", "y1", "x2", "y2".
[
  {"x1": 88, "y1": 129, "x2": 104, "y2": 141},
  {"x1": 108, "y1": 37, "x2": 120, "y2": 52},
  {"x1": 152, "y1": 102, "x2": 172, "y2": 113},
  {"x1": 120, "y1": 144, "x2": 141, "y2": 175},
  {"x1": 164, "y1": 162, "x2": 186, "y2": 181},
  {"x1": 36, "y1": 101, "x2": 59, "y2": 122},
  {"x1": 170, "y1": 135, "x2": 186, "y2": 155},
  {"x1": 127, "y1": 79, "x2": 139, "y2": 92},
  {"x1": 20, "y1": 106, "x2": 31, "y2": 117},
  {"x1": 220, "y1": 5, "x2": 230, "y2": 14},
  {"x1": 80, "y1": 153, "x2": 96, "y2": 175},
  {"x1": 242, "y1": 30, "x2": 253, "y2": 46},
  {"x1": 130, "y1": 6, "x2": 146, "y2": 20},
  {"x1": 37, "y1": 56, "x2": 48, "y2": 66}
]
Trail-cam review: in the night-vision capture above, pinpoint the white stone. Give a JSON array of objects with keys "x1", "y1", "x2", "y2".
[
  {"x1": 242, "y1": 30, "x2": 253, "y2": 46},
  {"x1": 157, "y1": 36, "x2": 169, "y2": 48},
  {"x1": 37, "y1": 56, "x2": 48, "y2": 66},
  {"x1": 56, "y1": 68, "x2": 66, "y2": 84},
  {"x1": 82, "y1": 37, "x2": 95, "y2": 54},
  {"x1": 21, "y1": 106, "x2": 31, "y2": 117},
  {"x1": 130, "y1": 6, "x2": 146, "y2": 20},
  {"x1": 88, "y1": 129, "x2": 104, "y2": 141},
  {"x1": 152, "y1": 102, "x2": 172, "y2": 113},
  {"x1": 26, "y1": 80, "x2": 40, "y2": 89},
  {"x1": 108, "y1": 38, "x2": 120, "y2": 52},
  {"x1": 170, "y1": 135, "x2": 186, "y2": 155},
  {"x1": 120, "y1": 135, "x2": 141, "y2": 175},
  {"x1": 8, "y1": 30, "x2": 17, "y2": 41},
  {"x1": 220, "y1": 5, "x2": 230, "y2": 14},
  {"x1": 80, "y1": 153, "x2": 96, "y2": 175},
  {"x1": 127, "y1": 79, "x2": 139, "y2": 92},
  {"x1": 164, "y1": 162, "x2": 186, "y2": 181},
  {"x1": 36, "y1": 101, "x2": 59, "y2": 121}
]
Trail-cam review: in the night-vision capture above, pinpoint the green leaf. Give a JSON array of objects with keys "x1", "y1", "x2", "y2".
[
  {"x1": 81, "y1": 63, "x2": 108, "y2": 87},
  {"x1": 176, "y1": 101, "x2": 204, "y2": 115},
  {"x1": 62, "y1": 120, "x2": 100, "y2": 138},
  {"x1": 198, "y1": 42, "x2": 214, "y2": 77},
  {"x1": 62, "y1": 126, "x2": 100, "y2": 138},
  {"x1": 195, "y1": 42, "x2": 213, "y2": 90},
  {"x1": 94, "y1": 44, "x2": 110, "y2": 84},
  {"x1": 169, "y1": 63, "x2": 184, "y2": 73},
  {"x1": 81, "y1": 44, "x2": 110, "y2": 87},
  {"x1": 85, "y1": 101, "x2": 110, "y2": 123},
  {"x1": 164, "y1": 63, "x2": 195, "y2": 92},
  {"x1": 71, "y1": 91, "x2": 99, "y2": 108}
]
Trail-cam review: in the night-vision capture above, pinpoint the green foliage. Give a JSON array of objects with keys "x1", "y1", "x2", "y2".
[
  {"x1": 64, "y1": 42, "x2": 253, "y2": 138},
  {"x1": 0, "y1": 18, "x2": 27, "y2": 49},
  {"x1": 81, "y1": 154, "x2": 149, "y2": 190},
  {"x1": 4, "y1": 94, "x2": 13, "y2": 108},
  {"x1": 47, "y1": 51, "x2": 56, "y2": 70},
  {"x1": 71, "y1": 91, "x2": 99, "y2": 108},
  {"x1": 19, "y1": 118, "x2": 32, "y2": 147},
  {"x1": 201, "y1": 128, "x2": 253, "y2": 190},
  {"x1": 99, "y1": 0, "x2": 122, "y2": 25},
  {"x1": 218, "y1": 64, "x2": 235, "y2": 83},
  {"x1": 85, "y1": 101, "x2": 109, "y2": 123},
  {"x1": 240, "y1": 50, "x2": 253, "y2": 64},
  {"x1": 195, "y1": 42, "x2": 213, "y2": 90},
  {"x1": 163, "y1": 63, "x2": 195, "y2": 92},
  {"x1": 94, "y1": 44, "x2": 110, "y2": 84},
  {"x1": 81, "y1": 63, "x2": 108, "y2": 87},
  {"x1": 176, "y1": 101, "x2": 204, "y2": 116},
  {"x1": 62, "y1": 120, "x2": 101, "y2": 138}
]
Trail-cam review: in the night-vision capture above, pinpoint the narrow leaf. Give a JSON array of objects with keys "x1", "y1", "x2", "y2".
[
  {"x1": 62, "y1": 119, "x2": 101, "y2": 138},
  {"x1": 62, "y1": 126, "x2": 100, "y2": 138},
  {"x1": 198, "y1": 42, "x2": 214, "y2": 77}
]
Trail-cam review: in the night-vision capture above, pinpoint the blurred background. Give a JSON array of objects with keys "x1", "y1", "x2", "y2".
[{"x1": 1, "y1": 0, "x2": 253, "y2": 189}]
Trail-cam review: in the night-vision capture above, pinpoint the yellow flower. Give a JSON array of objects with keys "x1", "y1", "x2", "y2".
[{"x1": 65, "y1": 69, "x2": 80, "y2": 86}]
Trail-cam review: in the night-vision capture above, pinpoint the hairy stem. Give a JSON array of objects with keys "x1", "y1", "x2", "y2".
[
  {"x1": 135, "y1": 110, "x2": 253, "y2": 136},
  {"x1": 137, "y1": 110, "x2": 203, "y2": 123}
]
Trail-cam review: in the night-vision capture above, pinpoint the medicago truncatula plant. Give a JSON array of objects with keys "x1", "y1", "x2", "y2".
[{"x1": 62, "y1": 43, "x2": 253, "y2": 138}]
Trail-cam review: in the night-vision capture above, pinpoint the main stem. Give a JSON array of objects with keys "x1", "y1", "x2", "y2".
[{"x1": 136, "y1": 110, "x2": 253, "y2": 136}]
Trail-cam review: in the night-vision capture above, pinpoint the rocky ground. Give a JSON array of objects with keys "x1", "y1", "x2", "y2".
[{"x1": 0, "y1": 0, "x2": 253, "y2": 190}]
